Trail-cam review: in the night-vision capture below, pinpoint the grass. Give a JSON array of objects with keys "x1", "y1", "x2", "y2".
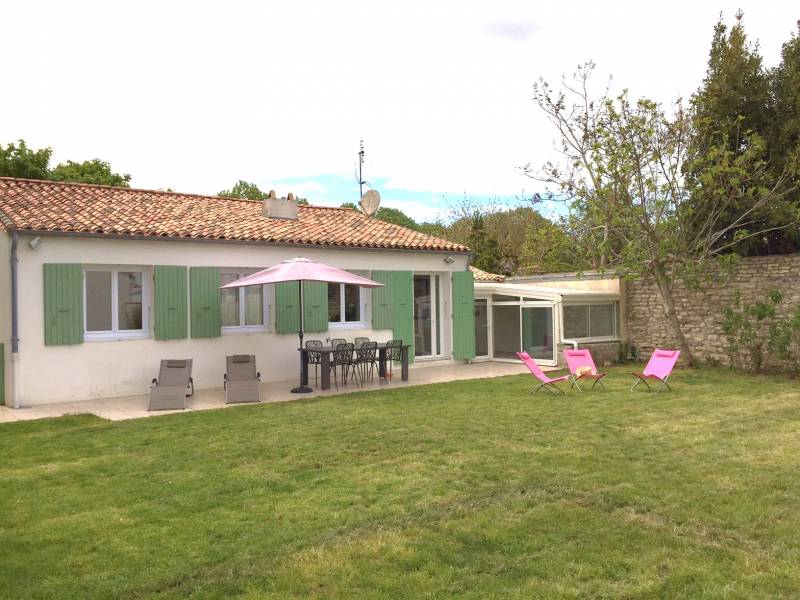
[{"x1": 1, "y1": 366, "x2": 799, "y2": 599}]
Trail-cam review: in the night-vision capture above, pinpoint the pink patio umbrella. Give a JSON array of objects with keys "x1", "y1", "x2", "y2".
[{"x1": 221, "y1": 257, "x2": 384, "y2": 393}]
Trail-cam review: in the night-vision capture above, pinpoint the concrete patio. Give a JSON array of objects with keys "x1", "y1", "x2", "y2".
[{"x1": 0, "y1": 360, "x2": 532, "y2": 423}]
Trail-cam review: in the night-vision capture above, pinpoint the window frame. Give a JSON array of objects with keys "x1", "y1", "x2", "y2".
[
  {"x1": 561, "y1": 301, "x2": 619, "y2": 342},
  {"x1": 83, "y1": 265, "x2": 149, "y2": 341},
  {"x1": 220, "y1": 270, "x2": 270, "y2": 334},
  {"x1": 327, "y1": 282, "x2": 367, "y2": 330}
]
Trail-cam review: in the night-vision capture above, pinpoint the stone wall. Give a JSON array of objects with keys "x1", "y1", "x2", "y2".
[{"x1": 625, "y1": 254, "x2": 800, "y2": 366}]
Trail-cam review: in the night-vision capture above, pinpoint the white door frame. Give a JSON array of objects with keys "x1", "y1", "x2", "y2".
[
  {"x1": 486, "y1": 297, "x2": 558, "y2": 366},
  {"x1": 413, "y1": 272, "x2": 444, "y2": 359},
  {"x1": 473, "y1": 296, "x2": 491, "y2": 361}
]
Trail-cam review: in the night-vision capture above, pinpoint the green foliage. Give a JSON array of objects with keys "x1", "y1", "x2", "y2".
[
  {"x1": 374, "y1": 206, "x2": 419, "y2": 230},
  {"x1": 218, "y1": 180, "x2": 267, "y2": 200},
  {"x1": 50, "y1": 159, "x2": 130, "y2": 187},
  {"x1": 768, "y1": 304, "x2": 800, "y2": 376},
  {"x1": 689, "y1": 14, "x2": 800, "y2": 255},
  {"x1": 521, "y1": 216, "x2": 585, "y2": 274},
  {"x1": 219, "y1": 181, "x2": 309, "y2": 204},
  {"x1": 0, "y1": 139, "x2": 52, "y2": 179},
  {"x1": 467, "y1": 213, "x2": 503, "y2": 274},
  {"x1": 339, "y1": 202, "x2": 358, "y2": 210},
  {"x1": 0, "y1": 139, "x2": 129, "y2": 187},
  {"x1": 528, "y1": 60, "x2": 798, "y2": 365},
  {"x1": 721, "y1": 289, "x2": 783, "y2": 373}
]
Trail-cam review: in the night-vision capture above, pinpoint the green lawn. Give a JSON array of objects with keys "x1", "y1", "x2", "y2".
[{"x1": 2, "y1": 367, "x2": 799, "y2": 599}]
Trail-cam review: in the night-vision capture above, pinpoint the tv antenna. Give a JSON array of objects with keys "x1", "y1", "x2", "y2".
[
  {"x1": 355, "y1": 140, "x2": 380, "y2": 216},
  {"x1": 357, "y1": 139, "x2": 367, "y2": 199}
]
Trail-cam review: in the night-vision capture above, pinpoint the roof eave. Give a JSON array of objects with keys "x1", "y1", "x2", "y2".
[{"x1": 8, "y1": 228, "x2": 471, "y2": 254}]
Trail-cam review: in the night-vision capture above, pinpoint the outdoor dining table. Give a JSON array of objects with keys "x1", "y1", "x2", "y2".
[{"x1": 298, "y1": 342, "x2": 411, "y2": 391}]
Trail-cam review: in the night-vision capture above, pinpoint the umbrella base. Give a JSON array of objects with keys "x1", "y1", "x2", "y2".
[{"x1": 291, "y1": 385, "x2": 313, "y2": 394}]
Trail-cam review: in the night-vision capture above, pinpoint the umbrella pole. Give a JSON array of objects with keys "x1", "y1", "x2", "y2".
[{"x1": 291, "y1": 279, "x2": 313, "y2": 393}]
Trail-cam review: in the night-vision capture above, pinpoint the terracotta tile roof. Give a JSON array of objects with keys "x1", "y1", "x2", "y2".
[
  {"x1": 0, "y1": 177, "x2": 468, "y2": 252},
  {"x1": 470, "y1": 265, "x2": 506, "y2": 282}
]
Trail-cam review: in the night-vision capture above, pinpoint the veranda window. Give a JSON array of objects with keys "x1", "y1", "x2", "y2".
[{"x1": 562, "y1": 303, "x2": 618, "y2": 340}]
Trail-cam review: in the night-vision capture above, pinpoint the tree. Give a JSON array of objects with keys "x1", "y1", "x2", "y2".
[
  {"x1": 218, "y1": 180, "x2": 267, "y2": 200},
  {"x1": 520, "y1": 217, "x2": 586, "y2": 274},
  {"x1": 0, "y1": 139, "x2": 52, "y2": 179},
  {"x1": 527, "y1": 62, "x2": 798, "y2": 365},
  {"x1": 467, "y1": 212, "x2": 503, "y2": 274},
  {"x1": 689, "y1": 13, "x2": 798, "y2": 254},
  {"x1": 374, "y1": 206, "x2": 419, "y2": 230},
  {"x1": 219, "y1": 180, "x2": 309, "y2": 204},
  {"x1": 770, "y1": 24, "x2": 800, "y2": 209},
  {"x1": 340, "y1": 202, "x2": 421, "y2": 230},
  {"x1": 50, "y1": 159, "x2": 131, "y2": 187},
  {"x1": 0, "y1": 139, "x2": 130, "y2": 187}
]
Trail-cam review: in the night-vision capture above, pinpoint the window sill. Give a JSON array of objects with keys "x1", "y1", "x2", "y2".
[
  {"x1": 85, "y1": 331, "x2": 149, "y2": 342},
  {"x1": 328, "y1": 321, "x2": 369, "y2": 331},
  {"x1": 562, "y1": 337, "x2": 620, "y2": 344},
  {"x1": 222, "y1": 326, "x2": 270, "y2": 335}
]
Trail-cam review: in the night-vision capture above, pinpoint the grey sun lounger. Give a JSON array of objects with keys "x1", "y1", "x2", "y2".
[
  {"x1": 224, "y1": 355, "x2": 261, "y2": 404},
  {"x1": 148, "y1": 359, "x2": 193, "y2": 411}
]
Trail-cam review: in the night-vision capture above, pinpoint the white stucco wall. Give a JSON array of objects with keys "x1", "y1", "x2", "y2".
[
  {"x1": 13, "y1": 234, "x2": 469, "y2": 406},
  {"x1": 0, "y1": 232, "x2": 10, "y2": 405}
]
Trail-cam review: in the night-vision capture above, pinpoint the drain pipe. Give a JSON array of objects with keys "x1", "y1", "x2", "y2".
[
  {"x1": 557, "y1": 295, "x2": 579, "y2": 353},
  {"x1": 10, "y1": 232, "x2": 20, "y2": 408}
]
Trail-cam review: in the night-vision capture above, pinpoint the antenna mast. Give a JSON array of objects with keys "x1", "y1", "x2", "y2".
[{"x1": 358, "y1": 140, "x2": 365, "y2": 200}]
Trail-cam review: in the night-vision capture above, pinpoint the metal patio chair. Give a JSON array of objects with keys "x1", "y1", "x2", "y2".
[{"x1": 305, "y1": 340, "x2": 324, "y2": 386}]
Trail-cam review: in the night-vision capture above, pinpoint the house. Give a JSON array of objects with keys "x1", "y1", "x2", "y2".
[
  {"x1": 0, "y1": 177, "x2": 476, "y2": 407},
  {"x1": 470, "y1": 268, "x2": 624, "y2": 366},
  {"x1": 0, "y1": 177, "x2": 625, "y2": 409}
]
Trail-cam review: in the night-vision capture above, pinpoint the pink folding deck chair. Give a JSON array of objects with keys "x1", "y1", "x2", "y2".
[
  {"x1": 563, "y1": 349, "x2": 607, "y2": 391},
  {"x1": 516, "y1": 351, "x2": 571, "y2": 395},
  {"x1": 630, "y1": 349, "x2": 680, "y2": 392}
]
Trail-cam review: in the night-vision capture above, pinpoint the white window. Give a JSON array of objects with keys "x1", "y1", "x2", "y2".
[
  {"x1": 327, "y1": 282, "x2": 366, "y2": 329},
  {"x1": 220, "y1": 271, "x2": 269, "y2": 333},
  {"x1": 84, "y1": 266, "x2": 148, "y2": 340},
  {"x1": 562, "y1": 302, "x2": 618, "y2": 340}
]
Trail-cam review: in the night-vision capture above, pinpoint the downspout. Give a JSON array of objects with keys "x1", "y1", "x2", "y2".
[
  {"x1": 10, "y1": 232, "x2": 20, "y2": 408},
  {"x1": 557, "y1": 294, "x2": 579, "y2": 351}
]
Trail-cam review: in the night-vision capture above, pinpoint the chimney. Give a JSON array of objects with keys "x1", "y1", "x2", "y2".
[{"x1": 262, "y1": 189, "x2": 298, "y2": 220}]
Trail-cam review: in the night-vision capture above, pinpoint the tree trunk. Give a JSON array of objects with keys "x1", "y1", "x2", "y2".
[{"x1": 652, "y1": 268, "x2": 695, "y2": 366}]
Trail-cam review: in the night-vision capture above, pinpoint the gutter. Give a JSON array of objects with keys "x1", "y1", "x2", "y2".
[
  {"x1": 10, "y1": 232, "x2": 20, "y2": 408},
  {"x1": 10, "y1": 229, "x2": 472, "y2": 256}
]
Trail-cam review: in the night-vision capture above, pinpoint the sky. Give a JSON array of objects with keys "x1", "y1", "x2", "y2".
[{"x1": 2, "y1": 1, "x2": 798, "y2": 222}]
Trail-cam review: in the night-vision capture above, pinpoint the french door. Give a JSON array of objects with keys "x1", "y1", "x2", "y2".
[{"x1": 413, "y1": 274, "x2": 441, "y2": 357}]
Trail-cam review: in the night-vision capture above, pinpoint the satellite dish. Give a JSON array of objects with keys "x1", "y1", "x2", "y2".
[{"x1": 359, "y1": 189, "x2": 381, "y2": 216}]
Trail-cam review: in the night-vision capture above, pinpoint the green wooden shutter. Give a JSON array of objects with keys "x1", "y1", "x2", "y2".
[
  {"x1": 370, "y1": 271, "x2": 393, "y2": 330},
  {"x1": 154, "y1": 265, "x2": 188, "y2": 340},
  {"x1": 43, "y1": 263, "x2": 84, "y2": 345},
  {"x1": 391, "y1": 271, "x2": 414, "y2": 364},
  {"x1": 190, "y1": 267, "x2": 221, "y2": 338},
  {"x1": 275, "y1": 281, "x2": 301, "y2": 334},
  {"x1": 302, "y1": 281, "x2": 328, "y2": 333},
  {"x1": 452, "y1": 271, "x2": 476, "y2": 360}
]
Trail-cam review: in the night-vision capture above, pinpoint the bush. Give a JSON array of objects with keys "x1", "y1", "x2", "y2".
[
  {"x1": 768, "y1": 305, "x2": 800, "y2": 376},
  {"x1": 721, "y1": 290, "x2": 783, "y2": 373}
]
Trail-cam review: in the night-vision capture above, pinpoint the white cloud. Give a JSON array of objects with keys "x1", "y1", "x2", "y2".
[
  {"x1": 1, "y1": 1, "x2": 797, "y2": 202},
  {"x1": 482, "y1": 19, "x2": 538, "y2": 42}
]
